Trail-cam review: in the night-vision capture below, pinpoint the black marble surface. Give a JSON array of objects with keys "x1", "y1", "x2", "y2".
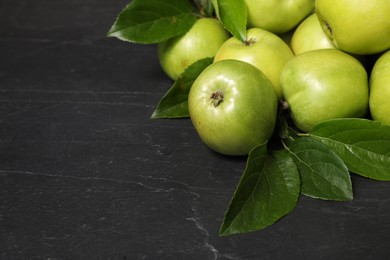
[{"x1": 1, "y1": 0, "x2": 390, "y2": 259}]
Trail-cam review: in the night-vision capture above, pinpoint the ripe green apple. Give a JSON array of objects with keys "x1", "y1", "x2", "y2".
[
  {"x1": 245, "y1": 0, "x2": 315, "y2": 34},
  {"x1": 290, "y1": 13, "x2": 336, "y2": 55},
  {"x1": 281, "y1": 49, "x2": 369, "y2": 132},
  {"x1": 188, "y1": 59, "x2": 278, "y2": 156},
  {"x1": 214, "y1": 28, "x2": 294, "y2": 100},
  {"x1": 315, "y1": 0, "x2": 390, "y2": 55},
  {"x1": 158, "y1": 18, "x2": 230, "y2": 81},
  {"x1": 369, "y1": 50, "x2": 390, "y2": 125}
]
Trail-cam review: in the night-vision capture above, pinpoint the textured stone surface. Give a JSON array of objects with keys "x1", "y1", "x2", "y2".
[{"x1": 1, "y1": 1, "x2": 390, "y2": 259}]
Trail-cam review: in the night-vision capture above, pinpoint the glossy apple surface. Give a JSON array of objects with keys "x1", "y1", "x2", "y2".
[
  {"x1": 281, "y1": 49, "x2": 369, "y2": 132},
  {"x1": 245, "y1": 0, "x2": 315, "y2": 34},
  {"x1": 316, "y1": 0, "x2": 390, "y2": 55},
  {"x1": 214, "y1": 28, "x2": 294, "y2": 100},
  {"x1": 290, "y1": 13, "x2": 335, "y2": 55},
  {"x1": 188, "y1": 60, "x2": 278, "y2": 156},
  {"x1": 158, "y1": 18, "x2": 230, "y2": 80},
  {"x1": 369, "y1": 50, "x2": 390, "y2": 125}
]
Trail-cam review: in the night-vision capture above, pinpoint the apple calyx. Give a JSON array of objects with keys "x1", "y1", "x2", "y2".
[
  {"x1": 244, "y1": 37, "x2": 256, "y2": 46},
  {"x1": 210, "y1": 91, "x2": 224, "y2": 107}
]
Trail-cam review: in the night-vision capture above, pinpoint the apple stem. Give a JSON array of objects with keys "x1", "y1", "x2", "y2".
[
  {"x1": 280, "y1": 100, "x2": 289, "y2": 110},
  {"x1": 192, "y1": 0, "x2": 206, "y2": 17},
  {"x1": 210, "y1": 91, "x2": 224, "y2": 107}
]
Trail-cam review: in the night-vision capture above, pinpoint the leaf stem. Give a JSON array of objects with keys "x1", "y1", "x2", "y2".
[
  {"x1": 281, "y1": 138, "x2": 291, "y2": 151},
  {"x1": 192, "y1": 0, "x2": 206, "y2": 16}
]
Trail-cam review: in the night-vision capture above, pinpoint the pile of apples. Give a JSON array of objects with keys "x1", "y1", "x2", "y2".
[{"x1": 156, "y1": 0, "x2": 390, "y2": 156}]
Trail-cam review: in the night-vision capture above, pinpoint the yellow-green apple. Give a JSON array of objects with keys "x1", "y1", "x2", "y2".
[
  {"x1": 158, "y1": 18, "x2": 230, "y2": 80},
  {"x1": 245, "y1": 0, "x2": 315, "y2": 34},
  {"x1": 214, "y1": 28, "x2": 294, "y2": 99},
  {"x1": 315, "y1": 0, "x2": 390, "y2": 55},
  {"x1": 369, "y1": 50, "x2": 390, "y2": 125},
  {"x1": 290, "y1": 13, "x2": 335, "y2": 55},
  {"x1": 188, "y1": 59, "x2": 278, "y2": 156},
  {"x1": 281, "y1": 49, "x2": 369, "y2": 132}
]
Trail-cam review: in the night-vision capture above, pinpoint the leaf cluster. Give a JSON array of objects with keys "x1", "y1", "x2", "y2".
[
  {"x1": 107, "y1": 0, "x2": 248, "y2": 44},
  {"x1": 108, "y1": 0, "x2": 390, "y2": 236}
]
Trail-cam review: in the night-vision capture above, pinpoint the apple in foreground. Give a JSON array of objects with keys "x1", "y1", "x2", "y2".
[
  {"x1": 214, "y1": 28, "x2": 294, "y2": 100},
  {"x1": 281, "y1": 49, "x2": 369, "y2": 132},
  {"x1": 158, "y1": 18, "x2": 230, "y2": 81},
  {"x1": 290, "y1": 13, "x2": 335, "y2": 55},
  {"x1": 315, "y1": 0, "x2": 390, "y2": 55},
  {"x1": 245, "y1": 0, "x2": 315, "y2": 34},
  {"x1": 369, "y1": 50, "x2": 390, "y2": 125},
  {"x1": 188, "y1": 60, "x2": 278, "y2": 156}
]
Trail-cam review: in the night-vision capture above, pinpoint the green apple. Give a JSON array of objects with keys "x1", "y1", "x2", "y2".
[
  {"x1": 245, "y1": 0, "x2": 315, "y2": 34},
  {"x1": 290, "y1": 13, "x2": 336, "y2": 55},
  {"x1": 214, "y1": 28, "x2": 294, "y2": 100},
  {"x1": 281, "y1": 49, "x2": 369, "y2": 132},
  {"x1": 315, "y1": 0, "x2": 390, "y2": 55},
  {"x1": 188, "y1": 59, "x2": 278, "y2": 156},
  {"x1": 369, "y1": 50, "x2": 390, "y2": 125},
  {"x1": 158, "y1": 18, "x2": 230, "y2": 81}
]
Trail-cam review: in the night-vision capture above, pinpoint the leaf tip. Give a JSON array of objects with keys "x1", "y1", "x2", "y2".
[
  {"x1": 150, "y1": 110, "x2": 160, "y2": 119},
  {"x1": 106, "y1": 29, "x2": 115, "y2": 38},
  {"x1": 344, "y1": 192, "x2": 354, "y2": 201},
  {"x1": 218, "y1": 225, "x2": 232, "y2": 237}
]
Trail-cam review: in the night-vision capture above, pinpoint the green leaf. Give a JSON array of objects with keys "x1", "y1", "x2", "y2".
[
  {"x1": 288, "y1": 137, "x2": 353, "y2": 201},
  {"x1": 309, "y1": 118, "x2": 390, "y2": 181},
  {"x1": 276, "y1": 112, "x2": 290, "y2": 139},
  {"x1": 219, "y1": 143, "x2": 300, "y2": 236},
  {"x1": 107, "y1": 0, "x2": 197, "y2": 44},
  {"x1": 217, "y1": 0, "x2": 247, "y2": 42},
  {"x1": 151, "y1": 57, "x2": 213, "y2": 119}
]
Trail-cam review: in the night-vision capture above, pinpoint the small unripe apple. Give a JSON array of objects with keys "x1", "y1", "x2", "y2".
[
  {"x1": 188, "y1": 59, "x2": 278, "y2": 156},
  {"x1": 281, "y1": 49, "x2": 369, "y2": 132},
  {"x1": 158, "y1": 18, "x2": 230, "y2": 81},
  {"x1": 369, "y1": 50, "x2": 390, "y2": 125},
  {"x1": 214, "y1": 28, "x2": 294, "y2": 100}
]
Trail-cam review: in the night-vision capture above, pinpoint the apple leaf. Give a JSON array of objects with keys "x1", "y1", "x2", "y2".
[
  {"x1": 217, "y1": 0, "x2": 247, "y2": 42},
  {"x1": 288, "y1": 136, "x2": 353, "y2": 201},
  {"x1": 308, "y1": 118, "x2": 390, "y2": 181},
  {"x1": 151, "y1": 57, "x2": 213, "y2": 119},
  {"x1": 219, "y1": 143, "x2": 300, "y2": 236},
  {"x1": 276, "y1": 111, "x2": 290, "y2": 140},
  {"x1": 107, "y1": 0, "x2": 197, "y2": 44}
]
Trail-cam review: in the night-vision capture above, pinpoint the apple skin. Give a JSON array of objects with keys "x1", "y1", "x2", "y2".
[
  {"x1": 188, "y1": 59, "x2": 278, "y2": 156},
  {"x1": 214, "y1": 28, "x2": 294, "y2": 100},
  {"x1": 369, "y1": 50, "x2": 390, "y2": 125},
  {"x1": 158, "y1": 18, "x2": 230, "y2": 81},
  {"x1": 290, "y1": 13, "x2": 335, "y2": 55},
  {"x1": 245, "y1": 0, "x2": 315, "y2": 34},
  {"x1": 315, "y1": 0, "x2": 390, "y2": 55},
  {"x1": 281, "y1": 49, "x2": 369, "y2": 132}
]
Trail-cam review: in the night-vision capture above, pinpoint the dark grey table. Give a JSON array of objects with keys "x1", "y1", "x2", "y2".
[{"x1": 1, "y1": 0, "x2": 389, "y2": 259}]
